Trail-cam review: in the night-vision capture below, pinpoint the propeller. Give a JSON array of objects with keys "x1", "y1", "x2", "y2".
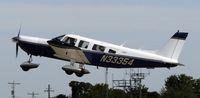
[
  {"x1": 16, "y1": 43, "x2": 19, "y2": 57},
  {"x1": 16, "y1": 26, "x2": 21, "y2": 57}
]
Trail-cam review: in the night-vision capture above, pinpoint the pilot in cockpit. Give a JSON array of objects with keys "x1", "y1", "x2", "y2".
[{"x1": 64, "y1": 37, "x2": 77, "y2": 46}]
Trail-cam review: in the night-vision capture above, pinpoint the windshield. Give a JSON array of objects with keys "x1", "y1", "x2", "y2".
[
  {"x1": 53, "y1": 35, "x2": 65, "y2": 41},
  {"x1": 51, "y1": 35, "x2": 77, "y2": 46}
]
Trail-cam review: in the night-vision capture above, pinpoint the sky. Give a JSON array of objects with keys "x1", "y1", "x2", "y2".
[{"x1": 1, "y1": 0, "x2": 200, "y2": 98}]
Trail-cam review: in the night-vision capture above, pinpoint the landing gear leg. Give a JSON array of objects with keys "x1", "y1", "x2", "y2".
[
  {"x1": 63, "y1": 60, "x2": 75, "y2": 75},
  {"x1": 28, "y1": 55, "x2": 33, "y2": 63}
]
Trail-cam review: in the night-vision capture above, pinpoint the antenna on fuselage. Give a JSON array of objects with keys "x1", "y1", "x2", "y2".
[{"x1": 120, "y1": 41, "x2": 127, "y2": 46}]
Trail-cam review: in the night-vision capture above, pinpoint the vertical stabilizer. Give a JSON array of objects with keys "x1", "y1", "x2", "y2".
[{"x1": 157, "y1": 31, "x2": 188, "y2": 60}]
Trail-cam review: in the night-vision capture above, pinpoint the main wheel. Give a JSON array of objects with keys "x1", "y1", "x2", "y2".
[
  {"x1": 65, "y1": 70, "x2": 73, "y2": 75},
  {"x1": 75, "y1": 73, "x2": 84, "y2": 77},
  {"x1": 21, "y1": 67, "x2": 30, "y2": 71}
]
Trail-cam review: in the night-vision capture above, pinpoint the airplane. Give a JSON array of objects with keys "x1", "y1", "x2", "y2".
[{"x1": 12, "y1": 29, "x2": 188, "y2": 77}]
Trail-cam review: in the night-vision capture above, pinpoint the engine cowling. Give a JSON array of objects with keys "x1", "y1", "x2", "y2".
[{"x1": 20, "y1": 62, "x2": 39, "y2": 71}]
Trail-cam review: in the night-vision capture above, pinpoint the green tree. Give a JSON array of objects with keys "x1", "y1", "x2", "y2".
[
  {"x1": 147, "y1": 91, "x2": 160, "y2": 98},
  {"x1": 126, "y1": 85, "x2": 149, "y2": 98},
  {"x1": 68, "y1": 81, "x2": 160, "y2": 98},
  {"x1": 69, "y1": 81, "x2": 126, "y2": 98},
  {"x1": 109, "y1": 89, "x2": 126, "y2": 98},
  {"x1": 69, "y1": 81, "x2": 92, "y2": 98},
  {"x1": 193, "y1": 78, "x2": 200, "y2": 98},
  {"x1": 88, "y1": 83, "x2": 108, "y2": 98},
  {"x1": 56, "y1": 94, "x2": 69, "y2": 98},
  {"x1": 161, "y1": 74, "x2": 197, "y2": 98}
]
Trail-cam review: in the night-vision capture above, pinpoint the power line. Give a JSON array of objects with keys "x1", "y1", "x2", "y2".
[
  {"x1": 8, "y1": 80, "x2": 20, "y2": 98},
  {"x1": 28, "y1": 92, "x2": 39, "y2": 98},
  {"x1": 44, "y1": 84, "x2": 54, "y2": 98}
]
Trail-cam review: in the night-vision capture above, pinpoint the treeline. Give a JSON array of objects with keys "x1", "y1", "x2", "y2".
[{"x1": 55, "y1": 74, "x2": 200, "y2": 98}]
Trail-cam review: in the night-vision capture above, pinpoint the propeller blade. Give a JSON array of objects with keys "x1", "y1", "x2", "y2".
[
  {"x1": 16, "y1": 25, "x2": 21, "y2": 58},
  {"x1": 17, "y1": 25, "x2": 21, "y2": 41},
  {"x1": 16, "y1": 43, "x2": 19, "y2": 58}
]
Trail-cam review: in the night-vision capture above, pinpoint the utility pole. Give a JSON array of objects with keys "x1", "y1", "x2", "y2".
[
  {"x1": 44, "y1": 84, "x2": 54, "y2": 98},
  {"x1": 8, "y1": 80, "x2": 20, "y2": 98},
  {"x1": 28, "y1": 92, "x2": 39, "y2": 98},
  {"x1": 105, "y1": 68, "x2": 108, "y2": 98}
]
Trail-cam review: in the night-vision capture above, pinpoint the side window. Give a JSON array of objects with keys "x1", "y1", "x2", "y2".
[
  {"x1": 108, "y1": 49, "x2": 116, "y2": 54},
  {"x1": 92, "y1": 44, "x2": 105, "y2": 52},
  {"x1": 64, "y1": 37, "x2": 77, "y2": 46},
  {"x1": 78, "y1": 40, "x2": 89, "y2": 49}
]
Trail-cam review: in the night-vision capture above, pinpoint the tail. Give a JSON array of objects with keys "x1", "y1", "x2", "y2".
[{"x1": 156, "y1": 30, "x2": 188, "y2": 60}]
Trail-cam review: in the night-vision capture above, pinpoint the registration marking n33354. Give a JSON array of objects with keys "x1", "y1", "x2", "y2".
[{"x1": 100, "y1": 55, "x2": 134, "y2": 66}]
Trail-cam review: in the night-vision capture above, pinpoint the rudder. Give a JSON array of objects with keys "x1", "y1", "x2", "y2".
[{"x1": 156, "y1": 30, "x2": 188, "y2": 60}]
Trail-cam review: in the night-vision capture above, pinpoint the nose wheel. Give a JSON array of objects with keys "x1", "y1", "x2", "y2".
[{"x1": 20, "y1": 55, "x2": 39, "y2": 71}]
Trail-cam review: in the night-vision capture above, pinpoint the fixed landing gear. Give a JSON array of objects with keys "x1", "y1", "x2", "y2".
[
  {"x1": 62, "y1": 60, "x2": 90, "y2": 77},
  {"x1": 20, "y1": 55, "x2": 39, "y2": 71},
  {"x1": 65, "y1": 70, "x2": 73, "y2": 75},
  {"x1": 75, "y1": 72, "x2": 84, "y2": 77}
]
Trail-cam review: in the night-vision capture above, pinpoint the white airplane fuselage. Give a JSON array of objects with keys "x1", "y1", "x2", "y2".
[{"x1": 13, "y1": 31, "x2": 188, "y2": 69}]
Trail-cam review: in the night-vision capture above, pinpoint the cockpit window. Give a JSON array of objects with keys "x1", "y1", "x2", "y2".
[
  {"x1": 92, "y1": 44, "x2": 105, "y2": 52},
  {"x1": 78, "y1": 40, "x2": 89, "y2": 49},
  {"x1": 63, "y1": 37, "x2": 77, "y2": 46},
  {"x1": 108, "y1": 49, "x2": 116, "y2": 54}
]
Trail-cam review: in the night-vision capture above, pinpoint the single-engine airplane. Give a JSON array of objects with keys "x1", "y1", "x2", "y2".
[{"x1": 12, "y1": 29, "x2": 188, "y2": 77}]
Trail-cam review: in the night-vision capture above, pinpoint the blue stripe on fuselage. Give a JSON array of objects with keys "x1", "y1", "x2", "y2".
[{"x1": 82, "y1": 50, "x2": 177, "y2": 68}]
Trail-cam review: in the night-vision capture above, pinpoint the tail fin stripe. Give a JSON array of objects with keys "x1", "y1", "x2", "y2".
[{"x1": 171, "y1": 32, "x2": 188, "y2": 40}]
